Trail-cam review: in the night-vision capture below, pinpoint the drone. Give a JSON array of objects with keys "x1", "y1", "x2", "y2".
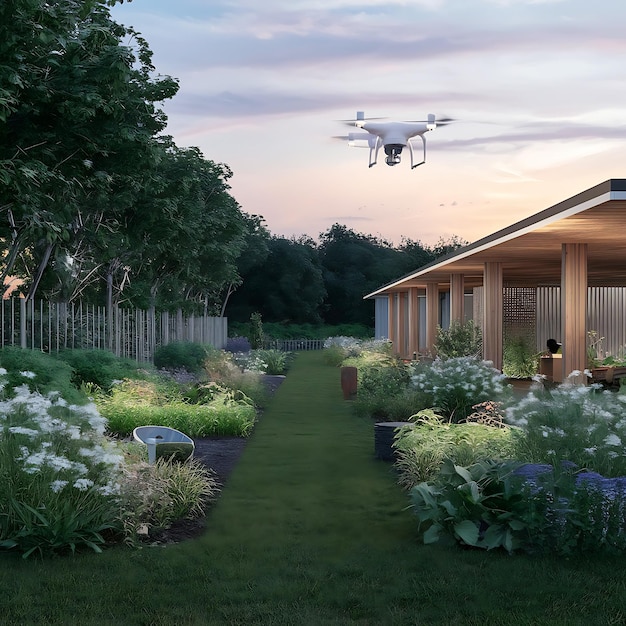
[{"x1": 336, "y1": 111, "x2": 453, "y2": 169}]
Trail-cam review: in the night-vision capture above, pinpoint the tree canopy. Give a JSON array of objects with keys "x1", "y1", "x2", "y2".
[
  {"x1": 226, "y1": 224, "x2": 466, "y2": 327},
  {"x1": 0, "y1": 0, "x2": 248, "y2": 312}
]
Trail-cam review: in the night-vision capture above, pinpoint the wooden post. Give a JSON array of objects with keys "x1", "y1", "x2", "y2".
[
  {"x1": 408, "y1": 287, "x2": 420, "y2": 358},
  {"x1": 425, "y1": 282, "x2": 439, "y2": 356},
  {"x1": 450, "y1": 273, "x2": 465, "y2": 324},
  {"x1": 561, "y1": 243, "x2": 588, "y2": 384},
  {"x1": 483, "y1": 262, "x2": 503, "y2": 371},
  {"x1": 398, "y1": 291, "x2": 407, "y2": 357},
  {"x1": 387, "y1": 293, "x2": 396, "y2": 351}
]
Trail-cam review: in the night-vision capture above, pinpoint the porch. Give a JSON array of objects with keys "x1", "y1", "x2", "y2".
[{"x1": 366, "y1": 179, "x2": 626, "y2": 383}]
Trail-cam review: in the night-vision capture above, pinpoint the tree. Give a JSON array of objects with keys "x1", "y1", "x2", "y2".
[
  {"x1": 112, "y1": 144, "x2": 248, "y2": 313},
  {"x1": 318, "y1": 224, "x2": 405, "y2": 326},
  {"x1": 0, "y1": 0, "x2": 178, "y2": 300},
  {"x1": 219, "y1": 213, "x2": 271, "y2": 316},
  {"x1": 226, "y1": 236, "x2": 326, "y2": 324}
]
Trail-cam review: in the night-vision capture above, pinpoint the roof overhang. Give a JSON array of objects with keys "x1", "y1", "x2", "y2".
[{"x1": 365, "y1": 179, "x2": 626, "y2": 298}]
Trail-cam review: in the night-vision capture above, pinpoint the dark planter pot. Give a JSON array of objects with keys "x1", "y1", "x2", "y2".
[{"x1": 374, "y1": 421, "x2": 412, "y2": 461}]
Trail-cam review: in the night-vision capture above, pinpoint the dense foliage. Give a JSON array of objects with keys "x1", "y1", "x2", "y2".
[
  {"x1": 0, "y1": 345, "x2": 269, "y2": 556},
  {"x1": 227, "y1": 225, "x2": 466, "y2": 328},
  {"x1": 0, "y1": 0, "x2": 247, "y2": 312},
  {"x1": 394, "y1": 409, "x2": 516, "y2": 489},
  {"x1": 325, "y1": 339, "x2": 626, "y2": 556}
]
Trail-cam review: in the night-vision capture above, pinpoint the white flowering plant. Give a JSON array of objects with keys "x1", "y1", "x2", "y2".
[
  {"x1": 323, "y1": 336, "x2": 391, "y2": 366},
  {"x1": 409, "y1": 357, "x2": 510, "y2": 422},
  {"x1": 0, "y1": 369, "x2": 124, "y2": 558},
  {"x1": 506, "y1": 371, "x2": 626, "y2": 477}
]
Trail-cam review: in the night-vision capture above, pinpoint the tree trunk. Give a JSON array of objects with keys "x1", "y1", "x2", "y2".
[
  {"x1": 107, "y1": 270, "x2": 113, "y2": 350},
  {"x1": 25, "y1": 242, "x2": 54, "y2": 302}
]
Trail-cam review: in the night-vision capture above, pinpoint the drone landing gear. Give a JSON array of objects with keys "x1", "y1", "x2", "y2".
[
  {"x1": 408, "y1": 135, "x2": 426, "y2": 169},
  {"x1": 368, "y1": 137, "x2": 383, "y2": 167}
]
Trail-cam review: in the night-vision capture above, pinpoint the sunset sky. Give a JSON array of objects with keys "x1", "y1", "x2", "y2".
[{"x1": 112, "y1": 0, "x2": 626, "y2": 246}]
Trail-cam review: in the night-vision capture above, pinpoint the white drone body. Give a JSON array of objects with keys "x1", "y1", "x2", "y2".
[{"x1": 342, "y1": 111, "x2": 443, "y2": 169}]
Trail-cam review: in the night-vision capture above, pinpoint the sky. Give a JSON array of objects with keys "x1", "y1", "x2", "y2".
[{"x1": 111, "y1": 0, "x2": 626, "y2": 247}]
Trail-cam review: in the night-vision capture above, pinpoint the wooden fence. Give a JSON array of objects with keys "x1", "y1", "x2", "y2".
[{"x1": 0, "y1": 299, "x2": 227, "y2": 363}]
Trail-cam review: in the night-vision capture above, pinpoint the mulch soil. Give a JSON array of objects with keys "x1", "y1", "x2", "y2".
[{"x1": 148, "y1": 374, "x2": 285, "y2": 545}]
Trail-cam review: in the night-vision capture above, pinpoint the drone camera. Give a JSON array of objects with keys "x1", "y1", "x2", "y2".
[{"x1": 384, "y1": 144, "x2": 403, "y2": 166}]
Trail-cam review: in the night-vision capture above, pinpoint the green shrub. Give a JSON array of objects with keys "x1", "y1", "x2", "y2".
[
  {"x1": 503, "y1": 336, "x2": 540, "y2": 378},
  {"x1": 0, "y1": 346, "x2": 85, "y2": 404},
  {"x1": 203, "y1": 346, "x2": 236, "y2": 379},
  {"x1": 394, "y1": 409, "x2": 517, "y2": 489},
  {"x1": 56, "y1": 349, "x2": 144, "y2": 390},
  {"x1": 153, "y1": 342, "x2": 208, "y2": 373},
  {"x1": 253, "y1": 349, "x2": 291, "y2": 375},
  {"x1": 506, "y1": 377, "x2": 626, "y2": 477},
  {"x1": 359, "y1": 362, "x2": 410, "y2": 397},
  {"x1": 352, "y1": 389, "x2": 432, "y2": 422},
  {"x1": 201, "y1": 351, "x2": 271, "y2": 408},
  {"x1": 411, "y1": 459, "x2": 626, "y2": 556},
  {"x1": 434, "y1": 320, "x2": 482, "y2": 359},
  {"x1": 97, "y1": 380, "x2": 257, "y2": 438},
  {"x1": 322, "y1": 345, "x2": 347, "y2": 367},
  {"x1": 0, "y1": 376, "x2": 124, "y2": 558},
  {"x1": 118, "y1": 454, "x2": 219, "y2": 541},
  {"x1": 410, "y1": 459, "x2": 530, "y2": 553},
  {"x1": 249, "y1": 312, "x2": 264, "y2": 349},
  {"x1": 409, "y1": 357, "x2": 510, "y2": 422},
  {"x1": 350, "y1": 363, "x2": 425, "y2": 421}
]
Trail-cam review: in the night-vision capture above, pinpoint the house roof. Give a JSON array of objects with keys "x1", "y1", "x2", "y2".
[{"x1": 365, "y1": 179, "x2": 626, "y2": 297}]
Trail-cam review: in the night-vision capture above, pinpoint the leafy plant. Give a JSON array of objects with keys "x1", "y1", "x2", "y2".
[
  {"x1": 351, "y1": 362, "x2": 426, "y2": 421},
  {"x1": 409, "y1": 357, "x2": 510, "y2": 422},
  {"x1": 359, "y1": 362, "x2": 411, "y2": 397},
  {"x1": 200, "y1": 350, "x2": 270, "y2": 407},
  {"x1": 253, "y1": 349, "x2": 291, "y2": 375},
  {"x1": 249, "y1": 312, "x2": 265, "y2": 349},
  {"x1": 394, "y1": 409, "x2": 518, "y2": 489},
  {"x1": 55, "y1": 349, "x2": 144, "y2": 390},
  {"x1": 503, "y1": 336, "x2": 540, "y2": 378},
  {"x1": 0, "y1": 372, "x2": 124, "y2": 558},
  {"x1": 153, "y1": 342, "x2": 209, "y2": 373},
  {"x1": 434, "y1": 320, "x2": 482, "y2": 359},
  {"x1": 410, "y1": 459, "x2": 529, "y2": 553},
  {"x1": 587, "y1": 330, "x2": 606, "y2": 368},
  {"x1": 118, "y1": 454, "x2": 219, "y2": 542},
  {"x1": 352, "y1": 388, "x2": 431, "y2": 422},
  {"x1": 412, "y1": 458, "x2": 626, "y2": 556},
  {"x1": 322, "y1": 344, "x2": 346, "y2": 367},
  {"x1": 506, "y1": 374, "x2": 626, "y2": 477},
  {"x1": 0, "y1": 347, "x2": 85, "y2": 404}
]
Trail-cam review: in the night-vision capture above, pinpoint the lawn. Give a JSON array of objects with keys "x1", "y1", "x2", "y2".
[{"x1": 2, "y1": 351, "x2": 625, "y2": 625}]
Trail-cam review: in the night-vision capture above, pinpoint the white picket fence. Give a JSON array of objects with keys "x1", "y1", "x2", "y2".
[
  {"x1": 266, "y1": 339, "x2": 326, "y2": 351},
  {"x1": 0, "y1": 299, "x2": 227, "y2": 363}
]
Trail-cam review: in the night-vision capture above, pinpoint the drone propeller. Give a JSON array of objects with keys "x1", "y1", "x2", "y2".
[
  {"x1": 339, "y1": 111, "x2": 387, "y2": 125},
  {"x1": 403, "y1": 116, "x2": 455, "y2": 125}
]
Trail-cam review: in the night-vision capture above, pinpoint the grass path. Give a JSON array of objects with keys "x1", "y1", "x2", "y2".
[{"x1": 3, "y1": 351, "x2": 626, "y2": 625}]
